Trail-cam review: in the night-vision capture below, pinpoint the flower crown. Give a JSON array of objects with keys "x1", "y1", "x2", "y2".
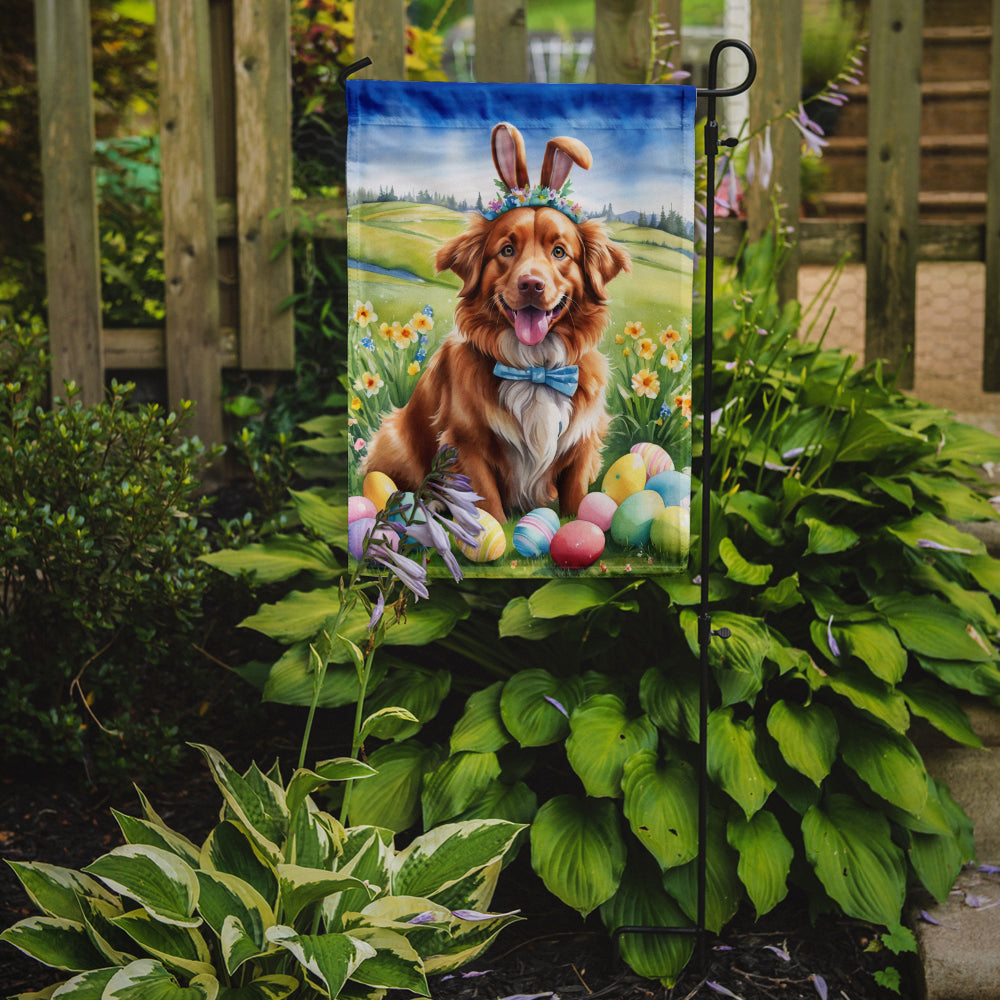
[{"x1": 482, "y1": 180, "x2": 585, "y2": 224}]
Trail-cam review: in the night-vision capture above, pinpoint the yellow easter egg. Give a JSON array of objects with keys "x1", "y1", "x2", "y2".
[
  {"x1": 363, "y1": 470, "x2": 398, "y2": 512},
  {"x1": 456, "y1": 508, "x2": 507, "y2": 562},
  {"x1": 602, "y1": 452, "x2": 647, "y2": 505}
]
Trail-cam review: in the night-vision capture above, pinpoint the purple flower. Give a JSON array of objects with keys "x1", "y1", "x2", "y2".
[
  {"x1": 917, "y1": 538, "x2": 973, "y2": 554},
  {"x1": 367, "y1": 591, "x2": 385, "y2": 630},
  {"x1": 407, "y1": 911, "x2": 438, "y2": 925},
  {"x1": 812, "y1": 974, "x2": 828, "y2": 1000},
  {"x1": 747, "y1": 125, "x2": 773, "y2": 191},
  {"x1": 544, "y1": 695, "x2": 569, "y2": 718},
  {"x1": 827, "y1": 615, "x2": 841, "y2": 658},
  {"x1": 791, "y1": 104, "x2": 829, "y2": 157},
  {"x1": 366, "y1": 534, "x2": 429, "y2": 600},
  {"x1": 451, "y1": 908, "x2": 520, "y2": 921}
]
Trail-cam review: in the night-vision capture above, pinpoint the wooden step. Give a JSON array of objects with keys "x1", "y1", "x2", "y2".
[
  {"x1": 813, "y1": 190, "x2": 987, "y2": 222},
  {"x1": 921, "y1": 0, "x2": 992, "y2": 28},
  {"x1": 922, "y1": 25, "x2": 993, "y2": 83}
]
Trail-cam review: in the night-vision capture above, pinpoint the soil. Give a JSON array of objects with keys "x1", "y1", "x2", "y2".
[{"x1": 0, "y1": 739, "x2": 913, "y2": 1000}]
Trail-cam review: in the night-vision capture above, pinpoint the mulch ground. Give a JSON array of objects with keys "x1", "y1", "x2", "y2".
[{"x1": 1, "y1": 740, "x2": 914, "y2": 1000}]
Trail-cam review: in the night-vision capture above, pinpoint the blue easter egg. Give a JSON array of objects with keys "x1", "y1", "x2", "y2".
[
  {"x1": 646, "y1": 470, "x2": 692, "y2": 508},
  {"x1": 513, "y1": 507, "x2": 560, "y2": 557}
]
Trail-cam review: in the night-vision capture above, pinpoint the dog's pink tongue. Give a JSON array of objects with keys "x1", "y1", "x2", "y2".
[{"x1": 514, "y1": 306, "x2": 550, "y2": 346}]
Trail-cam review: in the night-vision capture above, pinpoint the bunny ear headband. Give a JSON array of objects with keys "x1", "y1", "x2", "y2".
[{"x1": 481, "y1": 122, "x2": 591, "y2": 224}]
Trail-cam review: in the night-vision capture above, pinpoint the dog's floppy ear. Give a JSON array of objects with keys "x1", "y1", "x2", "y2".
[
  {"x1": 578, "y1": 219, "x2": 632, "y2": 301},
  {"x1": 436, "y1": 214, "x2": 490, "y2": 298},
  {"x1": 492, "y1": 123, "x2": 529, "y2": 191},
  {"x1": 540, "y1": 137, "x2": 592, "y2": 192}
]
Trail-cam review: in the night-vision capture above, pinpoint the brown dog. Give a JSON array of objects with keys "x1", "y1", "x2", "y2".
[{"x1": 362, "y1": 122, "x2": 631, "y2": 523}]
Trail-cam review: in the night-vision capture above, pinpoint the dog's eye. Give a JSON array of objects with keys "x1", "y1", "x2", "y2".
[
  {"x1": 552, "y1": 246, "x2": 567, "y2": 259},
  {"x1": 500, "y1": 244, "x2": 515, "y2": 257}
]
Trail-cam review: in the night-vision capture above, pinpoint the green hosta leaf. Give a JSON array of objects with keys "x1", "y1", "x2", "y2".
[
  {"x1": 453, "y1": 779, "x2": 538, "y2": 827},
  {"x1": 362, "y1": 667, "x2": 451, "y2": 740},
  {"x1": 908, "y1": 786, "x2": 968, "y2": 907},
  {"x1": 499, "y1": 670, "x2": 585, "y2": 747},
  {"x1": 261, "y1": 643, "x2": 383, "y2": 709},
  {"x1": 450, "y1": 682, "x2": 511, "y2": 754},
  {"x1": 718, "y1": 537, "x2": 772, "y2": 585},
  {"x1": 497, "y1": 596, "x2": 564, "y2": 639},
  {"x1": 802, "y1": 793, "x2": 906, "y2": 926},
  {"x1": 865, "y1": 474, "x2": 914, "y2": 509},
  {"x1": 765, "y1": 700, "x2": 838, "y2": 786},
  {"x1": 216, "y1": 975, "x2": 299, "y2": 1000},
  {"x1": 112, "y1": 812, "x2": 201, "y2": 868},
  {"x1": 916, "y1": 655, "x2": 1000, "y2": 697},
  {"x1": 680, "y1": 610, "x2": 770, "y2": 706},
  {"x1": 285, "y1": 759, "x2": 376, "y2": 823},
  {"x1": 566, "y1": 695, "x2": 658, "y2": 798},
  {"x1": 724, "y1": 490, "x2": 784, "y2": 545},
  {"x1": 4, "y1": 862, "x2": 118, "y2": 923},
  {"x1": 0, "y1": 916, "x2": 107, "y2": 971},
  {"x1": 200, "y1": 535, "x2": 341, "y2": 583},
  {"x1": 277, "y1": 865, "x2": 374, "y2": 925},
  {"x1": 200, "y1": 822, "x2": 278, "y2": 910},
  {"x1": 910, "y1": 562, "x2": 1000, "y2": 633},
  {"x1": 834, "y1": 410, "x2": 927, "y2": 463},
  {"x1": 526, "y1": 578, "x2": 621, "y2": 618},
  {"x1": 346, "y1": 926, "x2": 428, "y2": 994},
  {"x1": 359, "y1": 706, "x2": 421, "y2": 742},
  {"x1": 707, "y1": 708, "x2": 776, "y2": 819},
  {"x1": 421, "y1": 751, "x2": 502, "y2": 828},
  {"x1": 83, "y1": 846, "x2": 200, "y2": 928},
  {"x1": 265, "y1": 926, "x2": 375, "y2": 997},
  {"x1": 901, "y1": 680, "x2": 982, "y2": 748},
  {"x1": 832, "y1": 621, "x2": 907, "y2": 684},
  {"x1": 727, "y1": 811, "x2": 793, "y2": 918},
  {"x1": 347, "y1": 740, "x2": 442, "y2": 832},
  {"x1": 103, "y1": 959, "x2": 218, "y2": 999},
  {"x1": 530, "y1": 795, "x2": 626, "y2": 917},
  {"x1": 906, "y1": 472, "x2": 998, "y2": 522},
  {"x1": 661, "y1": 811, "x2": 741, "y2": 933},
  {"x1": 967, "y1": 553, "x2": 1000, "y2": 597},
  {"x1": 195, "y1": 871, "x2": 274, "y2": 974},
  {"x1": 392, "y1": 820, "x2": 524, "y2": 901},
  {"x1": 936, "y1": 421, "x2": 1000, "y2": 465},
  {"x1": 191, "y1": 746, "x2": 287, "y2": 863},
  {"x1": 885, "y1": 512, "x2": 985, "y2": 557},
  {"x1": 111, "y1": 908, "x2": 214, "y2": 978},
  {"x1": 755, "y1": 573, "x2": 805, "y2": 614},
  {"x1": 599, "y1": 852, "x2": 694, "y2": 987},
  {"x1": 803, "y1": 517, "x2": 859, "y2": 556},
  {"x1": 639, "y1": 664, "x2": 699, "y2": 742},
  {"x1": 839, "y1": 718, "x2": 929, "y2": 817},
  {"x1": 809, "y1": 661, "x2": 910, "y2": 732},
  {"x1": 875, "y1": 594, "x2": 995, "y2": 662},
  {"x1": 621, "y1": 751, "x2": 699, "y2": 871},
  {"x1": 288, "y1": 488, "x2": 348, "y2": 544}
]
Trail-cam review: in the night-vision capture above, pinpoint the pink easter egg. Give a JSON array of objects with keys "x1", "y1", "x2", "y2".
[
  {"x1": 549, "y1": 520, "x2": 605, "y2": 569},
  {"x1": 348, "y1": 518, "x2": 400, "y2": 562},
  {"x1": 577, "y1": 491, "x2": 618, "y2": 532},
  {"x1": 630, "y1": 442, "x2": 675, "y2": 479},
  {"x1": 348, "y1": 495, "x2": 377, "y2": 524}
]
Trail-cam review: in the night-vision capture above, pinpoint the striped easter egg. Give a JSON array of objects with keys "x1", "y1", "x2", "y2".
[
  {"x1": 456, "y1": 508, "x2": 507, "y2": 562},
  {"x1": 630, "y1": 441, "x2": 674, "y2": 479},
  {"x1": 513, "y1": 507, "x2": 561, "y2": 557}
]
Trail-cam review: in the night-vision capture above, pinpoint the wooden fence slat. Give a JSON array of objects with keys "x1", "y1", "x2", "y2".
[
  {"x1": 983, "y1": 0, "x2": 1000, "y2": 390},
  {"x1": 473, "y1": 0, "x2": 527, "y2": 82},
  {"x1": 864, "y1": 0, "x2": 923, "y2": 389},
  {"x1": 233, "y1": 0, "x2": 294, "y2": 369},
  {"x1": 594, "y1": 0, "x2": 665, "y2": 84},
  {"x1": 746, "y1": 0, "x2": 801, "y2": 305},
  {"x1": 157, "y1": 0, "x2": 223, "y2": 445},
  {"x1": 34, "y1": 0, "x2": 103, "y2": 405},
  {"x1": 354, "y1": 0, "x2": 407, "y2": 80}
]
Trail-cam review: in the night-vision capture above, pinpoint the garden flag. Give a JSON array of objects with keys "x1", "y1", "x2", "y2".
[{"x1": 346, "y1": 81, "x2": 697, "y2": 577}]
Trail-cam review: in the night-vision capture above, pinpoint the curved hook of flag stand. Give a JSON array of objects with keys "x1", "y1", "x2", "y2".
[{"x1": 339, "y1": 40, "x2": 758, "y2": 975}]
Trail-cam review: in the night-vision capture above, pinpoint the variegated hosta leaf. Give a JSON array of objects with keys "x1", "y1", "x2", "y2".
[
  {"x1": 621, "y1": 751, "x2": 699, "y2": 871},
  {"x1": 323, "y1": 829, "x2": 393, "y2": 931},
  {"x1": 288, "y1": 801, "x2": 343, "y2": 870},
  {"x1": 112, "y1": 810, "x2": 202, "y2": 868},
  {"x1": 78, "y1": 894, "x2": 136, "y2": 966},
  {"x1": 362, "y1": 668, "x2": 452, "y2": 742},
  {"x1": 599, "y1": 853, "x2": 694, "y2": 987},
  {"x1": 195, "y1": 870, "x2": 274, "y2": 974},
  {"x1": 0, "y1": 916, "x2": 107, "y2": 971},
  {"x1": 102, "y1": 958, "x2": 218, "y2": 999},
  {"x1": 707, "y1": 707, "x2": 776, "y2": 819},
  {"x1": 529, "y1": 795, "x2": 626, "y2": 917},
  {"x1": 450, "y1": 681, "x2": 511, "y2": 754},
  {"x1": 566, "y1": 695, "x2": 658, "y2": 799},
  {"x1": 346, "y1": 740, "x2": 442, "y2": 832},
  {"x1": 765, "y1": 700, "x2": 838, "y2": 786},
  {"x1": 802, "y1": 793, "x2": 906, "y2": 926},
  {"x1": 391, "y1": 820, "x2": 524, "y2": 901},
  {"x1": 499, "y1": 670, "x2": 585, "y2": 747},
  {"x1": 727, "y1": 810, "x2": 793, "y2": 918},
  {"x1": 838, "y1": 718, "x2": 929, "y2": 817},
  {"x1": 191, "y1": 745, "x2": 288, "y2": 863},
  {"x1": 285, "y1": 761, "x2": 375, "y2": 825},
  {"x1": 344, "y1": 926, "x2": 429, "y2": 995},
  {"x1": 420, "y1": 906, "x2": 523, "y2": 975},
  {"x1": 200, "y1": 822, "x2": 278, "y2": 910},
  {"x1": 214, "y1": 975, "x2": 300, "y2": 1000},
  {"x1": 277, "y1": 865, "x2": 376, "y2": 925},
  {"x1": 83, "y1": 846, "x2": 200, "y2": 928},
  {"x1": 110, "y1": 908, "x2": 214, "y2": 979},
  {"x1": 43, "y1": 966, "x2": 118, "y2": 997},
  {"x1": 420, "y1": 751, "x2": 502, "y2": 829},
  {"x1": 421, "y1": 859, "x2": 501, "y2": 916},
  {"x1": 4, "y1": 861, "x2": 118, "y2": 922},
  {"x1": 265, "y1": 925, "x2": 376, "y2": 998}
]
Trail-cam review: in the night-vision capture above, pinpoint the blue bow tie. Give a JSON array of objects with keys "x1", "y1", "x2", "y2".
[{"x1": 493, "y1": 363, "x2": 579, "y2": 397}]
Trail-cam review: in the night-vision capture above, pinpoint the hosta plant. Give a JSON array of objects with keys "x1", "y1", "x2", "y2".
[{"x1": 1, "y1": 744, "x2": 523, "y2": 999}]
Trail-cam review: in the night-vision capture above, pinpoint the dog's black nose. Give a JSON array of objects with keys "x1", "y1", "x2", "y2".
[{"x1": 518, "y1": 274, "x2": 545, "y2": 296}]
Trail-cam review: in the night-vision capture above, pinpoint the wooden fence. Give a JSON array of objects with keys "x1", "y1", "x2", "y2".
[{"x1": 34, "y1": 0, "x2": 1000, "y2": 445}]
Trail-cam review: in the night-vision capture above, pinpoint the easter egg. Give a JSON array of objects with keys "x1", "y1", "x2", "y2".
[
  {"x1": 456, "y1": 508, "x2": 506, "y2": 562},
  {"x1": 363, "y1": 470, "x2": 398, "y2": 512},
  {"x1": 387, "y1": 491, "x2": 427, "y2": 529},
  {"x1": 348, "y1": 517, "x2": 400, "y2": 562},
  {"x1": 650, "y1": 505, "x2": 691, "y2": 562},
  {"x1": 577, "y1": 491, "x2": 618, "y2": 532},
  {"x1": 630, "y1": 441, "x2": 674, "y2": 479},
  {"x1": 513, "y1": 507, "x2": 560, "y2": 557},
  {"x1": 611, "y1": 490, "x2": 665, "y2": 548},
  {"x1": 348, "y1": 495, "x2": 377, "y2": 524},
  {"x1": 602, "y1": 453, "x2": 647, "y2": 505},
  {"x1": 646, "y1": 470, "x2": 692, "y2": 508},
  {"x1": 549, "y1": 520, "x2": 605, "y2": 569}
]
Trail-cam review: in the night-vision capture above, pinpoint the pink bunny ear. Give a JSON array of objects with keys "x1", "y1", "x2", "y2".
[
  {"x1": 491, "y1": 123, "x2": 529, "y2": 191},
  {"x1": 540, "y1": 136, "x2": 593, "y2": 191}
]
